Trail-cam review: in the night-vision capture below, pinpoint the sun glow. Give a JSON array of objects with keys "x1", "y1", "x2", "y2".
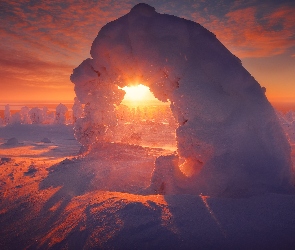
[{"x1": 121, "y1": 84, "x2": 159, "y2": 104}]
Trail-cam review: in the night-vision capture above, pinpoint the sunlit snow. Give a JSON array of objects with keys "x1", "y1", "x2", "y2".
[
  {"x1": 71, "y1": 3, "x2": 293, "y2": 196},
  {"x1": 1, "y1": 3, "x2": 295, "y2": 249}
]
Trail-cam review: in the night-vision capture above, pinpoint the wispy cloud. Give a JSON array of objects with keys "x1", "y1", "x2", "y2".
[
  {"x1": 0, "y1": 0, "x2": 294, "y2": 102},
  {"x1": 0, "y1": 0, "x2": 133, "y2": 101},
  {"x1": 190, "y1": 4, "x2": 295, "y2": 58}
]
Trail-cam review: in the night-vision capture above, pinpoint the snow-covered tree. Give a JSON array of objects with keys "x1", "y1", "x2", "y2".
[
  {"x1": 10, "y1": 112, "x2": 21, "y2": 124},
  {"x1": 20, "y1": 106, "x2": 31, "y2": 124},
  {"x1": 55, "y1": 103, "x2": 68, "y2": 124},
  {"x1": 0, "y1": 117, "x2": 4, "y2": 127},
  {"x1": 29, "y1": 107, "x2": 44, "y2": 124},
  {"x1": 4, "y1": 104, "x2": 10, "y2": 125}
]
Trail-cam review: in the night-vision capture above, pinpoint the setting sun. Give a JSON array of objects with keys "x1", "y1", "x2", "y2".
[{"x1": 121, "y1": 84, "x2": 159, "y2": 104}]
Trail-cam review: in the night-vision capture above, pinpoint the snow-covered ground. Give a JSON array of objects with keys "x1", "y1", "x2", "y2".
[
  {"x1": 1, "y1": 1, "x2": 295, "y2": 247},
  {"x1": 0, "y1": 122, "x2": 295, "y2": 249}
]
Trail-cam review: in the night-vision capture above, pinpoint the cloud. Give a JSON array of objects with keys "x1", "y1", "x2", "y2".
[
  {"x1": 0, "y1": 49, "x2": 72, "y2": 71},
  {"x1": 0, "y1": 0, "x2": 294, "y2": 102},
  {"x1": 0, "y1": 47, "x2": 73, "y2": 78},
  {"x1": 2, "y1": 1, "x2": 295, "y2": 61},
  {"x1": 0, "y1": 0, "x2": 134, "y2": 101},
  {"x1": 0, "y1": 0, "x2": 132, "y2": 59},
  {"x1": 145, "y1": 0, "x2": 295, "y2": 58},
  {"x1": 197, "y1": 5, "x2": 295, "y2": 58}
]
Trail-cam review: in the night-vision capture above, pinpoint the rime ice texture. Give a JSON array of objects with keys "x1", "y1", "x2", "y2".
[
  {"x1": 20, "y1": 106, "x2": 31, "y2": 124},
  {"x1": 4, "y1": 104, "x2": 10, "y2": 125},
  {"x1": 29, "y1": 107, "x2": 44, "y2": 124},
  {"x1": 71, "y1": 3, "x2": 293, "y2": 196},
  {"x1": 72, "y1": 97, "x2": 83, "y2": 124},
  {"x1": 55, "y1": 103, "x2": 68, "y2": 124}
]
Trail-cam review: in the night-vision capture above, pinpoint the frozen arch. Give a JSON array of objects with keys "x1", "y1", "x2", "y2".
[{"x1": 71, "y1": 3, "x2": 293, "y2": 196}]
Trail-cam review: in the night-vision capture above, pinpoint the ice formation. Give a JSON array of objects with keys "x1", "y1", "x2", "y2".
[
  {"x1": 4, "y1": 104, "x2": 10, "y2": 124},
  {"x1": 5, "y1": 137, "x2": 19, "y2": 146},
  {"x1": 277, "y1": 110, "x2": 295, "y2": 145},
  {"x1": 55, "y1": 103, "x2": 68, "y2": 124},
  {"x1": 20, "y1": 106, "x2": 31, "y2": 124},
  {"x1": 41, "y1": 137, "x2": 51, "y2": 143},
  {"x1": 71, "y1": 3, "x2": 293, "y2": 196},
  {"x1": 29, "y1": 107, "x2": 44, "y2": 124},
  {"x1": 42, "y1": 107, "x2": 52, "y2": 124},
  {"x1": 72, "y1": 97, "x2": 83, "y2": 123},
  {"x1": 10, "y1": 113, "x2": 21, "y2": 124}
]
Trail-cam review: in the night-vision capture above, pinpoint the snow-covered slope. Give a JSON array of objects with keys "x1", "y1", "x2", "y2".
[{"x1": 0, "y1": 122, "x2": 295, "y2": 249}]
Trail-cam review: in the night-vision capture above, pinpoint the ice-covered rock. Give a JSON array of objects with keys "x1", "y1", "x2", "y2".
[{"x1": 71, "y1": 3, "x2": 293, "y2": 196}]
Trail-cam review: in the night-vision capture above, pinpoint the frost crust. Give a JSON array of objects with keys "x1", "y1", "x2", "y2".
[{"x1": 71, "y1": 4, "x2": 293, "y2": 196}]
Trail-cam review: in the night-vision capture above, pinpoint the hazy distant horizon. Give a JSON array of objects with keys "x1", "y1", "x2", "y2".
[{"x1": 1, "y1": 100, "x2": 295, "y2": 114}]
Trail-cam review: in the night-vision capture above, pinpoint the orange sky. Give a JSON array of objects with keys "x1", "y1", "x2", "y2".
[{"x1": 0, "y1": 0, "x2": 294, "y2": 104}]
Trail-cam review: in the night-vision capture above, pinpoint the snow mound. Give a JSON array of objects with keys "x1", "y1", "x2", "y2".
[
  {"x1": 0, "y1": 157, "x2": 12, "y2": 165},
  {"x1": 41, "y1": 137, "x2": 51, "y2": 143},
  {"x1": 4, "y1": 137, "x2": 19, "y2": 146},
  {"x1": 24, "y1": 165, "x2": 37, "y2": 176},
  {"x1": 70, "y1": 3, "x2": 293, "y2": 196},
  {"x1": 41, "y1": 143, "x2": 170, "y2": 195}
]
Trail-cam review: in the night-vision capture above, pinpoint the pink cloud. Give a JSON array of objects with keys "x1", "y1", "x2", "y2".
[
  {"x1": 1, "y1": 0, "x2": 294, "y2": 102},
  {"x1": 200, "y1": 6, "x2": 295, "y2": 58},
  {"x1": 0, "y1": 0, "x2": 134, "y2": 102},
  {"x1": 0, "y1": 0, "x2": 132, "y2": 58}
]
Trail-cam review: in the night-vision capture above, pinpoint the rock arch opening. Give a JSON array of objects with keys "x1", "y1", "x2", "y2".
[
  {"x1": 115, "y1": 84, "x2": 178, "y2": 150},
  {"x1": 71, "y1": 3, "x2": 293, "y2": 196}
]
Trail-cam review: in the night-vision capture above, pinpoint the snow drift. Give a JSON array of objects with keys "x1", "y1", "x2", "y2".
[
  {"x1": 1, "y1": 120, "x2": 295, "y2": 249},
  {"x1": 70, "y1": 3, "x2": 293, "y2": 196}
]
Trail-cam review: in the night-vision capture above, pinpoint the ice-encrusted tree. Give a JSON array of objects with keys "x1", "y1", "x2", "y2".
[
  {"x1": 55, "y1": 103, "x2": 68, "y2": 124},
  {"x1": 71, "y1": 68, "x2": 125, "y2": 147},
  {"x1": 0, "y1": 117, "x2": 4, "y2": 126},
  {"x1": 10, "y1": 113, "x2": 21, "y2": 124},
  {"x1": 4, "y1": 104, "x2": 11, "y2": 125},
  {"x1": 29, "y1": 107, "x2": 44, "y2": 124},
  {"x1": 20, "y1": 106, "x2": 31, "y2": 124}
]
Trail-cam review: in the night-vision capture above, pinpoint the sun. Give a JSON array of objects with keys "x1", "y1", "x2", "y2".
[
  {"x1": 121, "y1": 84, "x2": 158, "y2": 104},
  {"x1": 122, "y1": 84, "x2": 149, "y2": 101}
]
